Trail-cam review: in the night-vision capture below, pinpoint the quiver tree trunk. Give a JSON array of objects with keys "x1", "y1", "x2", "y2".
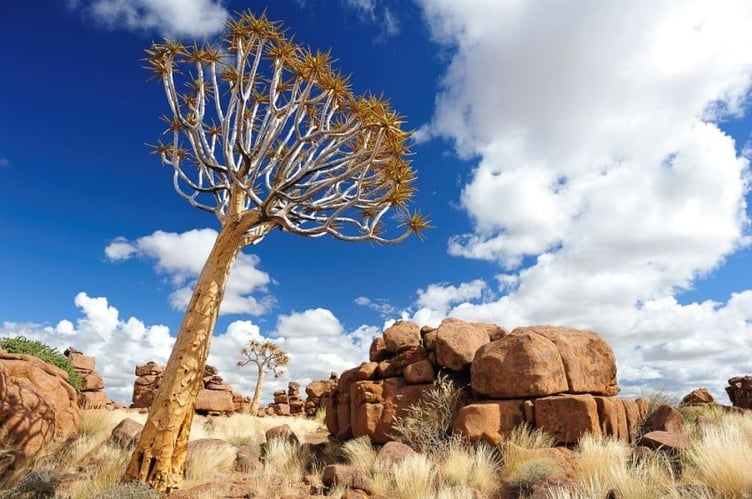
[
  {"x1": 123, "y1": 213, "x2": 257, "y2": 492},
  {"x1": 250, "y1": 367, "x2": 265, "y2": 414}
]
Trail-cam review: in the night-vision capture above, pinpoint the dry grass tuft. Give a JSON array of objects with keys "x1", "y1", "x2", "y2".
[
  {"x1": 263, "y1": 437, "x2": 312, "y2": 484},
  {"x1": 389, "y1": 453, "x2": 437, "y2": 499},
  {"x1": 342, "y1": 436, "x2": 377, "y2": 474},
  {"x1": 439, "y1": 437, "x2": 500, "y2": 496},
  {"x1": 184, "y1": 440, "x2": 237, "y2": 485},
  {"x1": 391, "y1": 373, "x2": 460, "y2": 452},
  {"x1": 682, "y1": 413, "x2": 752, "y2": 498},
  {"x1": 508, "y1": 423, "x2": 556, "y2": 449}
]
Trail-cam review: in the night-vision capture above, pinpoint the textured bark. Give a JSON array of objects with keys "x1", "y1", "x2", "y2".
[
  {"x1": 123, "y1": 211, "x2": 257, "y2": 492},
  {"x1": 250, "y1": 367, "x2": 265, "y2": 414}
]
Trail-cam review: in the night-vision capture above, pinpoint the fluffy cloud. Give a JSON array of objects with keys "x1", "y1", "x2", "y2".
[
  {"x1": 412, "y1": 279, "x2": 488, "y2": 326},
  {"x1": 265, "y1": 309, "x2": 377, "y2": 395},
  {"x1": 69, "y1": 0, "x2": 228, "y2": 37},
  {"x1": 412, "y1": 0, "x2": 752, "y2": 400},
  {"x1": 0, "y1": 294, "x2": 377, "y2": 405},
  {"x1": 106, "y1": 229, "x2": 274, "y2": 316},
  {"x1": 1, "y1": 292, "x2": 173, "y2": 403}
]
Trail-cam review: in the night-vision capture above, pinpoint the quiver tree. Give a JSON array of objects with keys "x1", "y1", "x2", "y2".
[
  {"x1": 123, "y1": 10, "x2": 429, "y2": 492},
  {"x1": 237, "y1": 339, "x2": 289, "y2": 413}
]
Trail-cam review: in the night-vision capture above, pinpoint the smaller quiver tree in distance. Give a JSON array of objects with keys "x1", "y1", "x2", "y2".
[
  {"x1": 237, "y1": 339, "x2": 289, "y2": 413},
  {"x1": 124, "y1": 10, "x2": 429, "y2": 493}
]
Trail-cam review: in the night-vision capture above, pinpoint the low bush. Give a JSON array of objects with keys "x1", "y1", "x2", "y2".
[{"x1": 0, "y1": 336, "x2": 82, "y2": 392}]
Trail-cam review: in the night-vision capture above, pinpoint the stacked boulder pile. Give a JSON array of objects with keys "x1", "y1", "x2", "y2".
[
  {"x1": 131, "y1": 362, "x2": 250, "y2": 415},
  {"x1": 326, "y1": 318, "x2": 648, "y2": 445},
  {"x1": 64, "y1": 347, "x2": 107, "y2": 409},
  {"x1": 304, "y1": 373, "x2": 339, "y2": 417},
  {"x1": 259, "y1": 381, "x2": 306, "y2": 416},
  {"x1": 726, "y1": 376, "x2": 752, "y2": 409}
]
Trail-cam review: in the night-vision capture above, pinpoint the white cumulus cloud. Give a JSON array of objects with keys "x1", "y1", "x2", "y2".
[
  {"x1": 69, "y1": 0, "x2": 229, "y2": 38},
  {"x1": 1, "y1": 292, "x2": 173, "y2": 403},
  {"x1": 411, "y1": 0, "x2": 752, "y2": 401},
  {"x1": 105, "y1": 229, "x2": 274, "y2": 316},
  {"x1": 0, "y1": 294, "x2": 379, "y2": 405}
]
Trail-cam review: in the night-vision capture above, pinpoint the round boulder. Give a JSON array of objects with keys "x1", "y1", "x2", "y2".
[
  {"x1": 471, "y1": 326, "x2": 618, "y2": 398},
  {"x1": 435, "y1": 318, "x2": 492, "y2": 371}
]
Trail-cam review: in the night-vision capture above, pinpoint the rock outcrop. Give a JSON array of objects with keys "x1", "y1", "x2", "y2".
[
  {"x1": 131, "y1": 361, "x2": 164, "y2": 409},
  {"x1": 259, "y1": 381, "x2": 308, "y2": 417},
  {"x1": 304, "y1": 374, "x2": 338, "y2": 417},
  {"x1": 0, "y1": 349, "x2": 80, "y2": 463},
  {"x1": 131, "y1": 362, "x2": 248, "y2": 415},
  {"x1": 726, "y1": 376, "x2": 752, "y2": 410},
  {"x1": 326, "y1": 319, "x2": 646, "y2": 446},
  {"x1": 64, "y1": 347, "x2": 108, "y2": 409}
]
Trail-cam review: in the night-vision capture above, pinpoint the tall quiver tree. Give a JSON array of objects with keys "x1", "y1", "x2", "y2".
[
  {"x1": 124, "y1": 10, "x2": 429, "y2": 492},
  {"x1": 237, "y1": 339, "x2": 289, "y2": 414}
]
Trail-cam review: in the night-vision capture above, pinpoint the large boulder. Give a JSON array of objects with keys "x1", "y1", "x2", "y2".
[
  {"x1": 349, "y1": 377, "x2": 432, "y2": 444},
  {"x1": 680, "y1": 388, "x2": 715, "y2": 406},
  {"x1": 435, "y1": 318, "x2": 492, "y2": 371},
  {"x1": 382, "y1": 321, "x2": 421, "y2": 353},
  {"x1": 726, "y1": 375, "x2": 752, "y2": 409},
  {"x1": 65, "y1": 347, "x2": 108, "y2": 409},
  {"x1": 0, "y1": 350, "x2": 80, "y2": 462},
  {"x1": 534, "y1": 394, "x2": 601, "y2": 444},
  {"x1": 452, "y1": 400, "x2": 527, "y2": 445},
  {"x1": 195, "y1": 388, "x2": 234, "y2": 415},
  {"x1": 471, "y1": 326, "x2": 618, "y2": 398}
]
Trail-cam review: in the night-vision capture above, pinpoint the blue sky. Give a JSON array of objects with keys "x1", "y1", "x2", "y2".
[{"x1": 1, "y1": 0, "x2": 751, "y2": 405}]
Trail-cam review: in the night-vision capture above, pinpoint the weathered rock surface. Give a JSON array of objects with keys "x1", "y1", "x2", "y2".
[
  {"x1": 639, "y1": 430, "x2": 690, "y2": 452},
  {"x1": 534, "y1": 394, "x2": 601, "y2": 444},
  {"x1": 108, "y1": 417, "x2": 143, "y2": 449},
  {"x1": 131, "y1": 362, "x2": 247, "y2": 415},
  {"x1": 195, "y1": 388, "x2": 234, "y2": 414},
  {"x1": 322, "y1": 464, "x2": 374, "y2": 493},
  {"x1": 382, "y1": 321, "x2": 421, "y2": 353},
  {"x1": 329, "y1": 319, "x2": 642, "y2": 447},
  {"x1": 680, "y1": 388, "x2": 715, "y2": 406},
  {"x1": 645, "y1": 404, "x2": 685, "y2": 433},
  {"x1": 726, "y1": 375, "x2": 752, "y2": 409},
  {"x1": 452, "y1": 400, "x2": 527, "y2": 445},
  {"x1": 65, "y1": 347, "x2": 109, "y2": 409},
  {"x1": 304, "y1": 375, "x2": 337, "y2": 417},
  {"x1": 0, "y1": 350, "x2": 80, "y2": 462},
  {"x1": 435, "y1": 318, "x2": 491, "y2": 371},
  {"x1": 374, "y1": 441, "x2": 416, "y2": 468},
  {"x1": 472, "y1": 326, "x2": 618, "y2": 398}
]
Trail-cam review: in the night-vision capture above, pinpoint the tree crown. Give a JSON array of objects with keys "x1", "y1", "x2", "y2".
[
  {"x1": 146, "y1": 10, "x2": 430, "y2": 246},
  {"x1": 237, "y1": 339, "x2": 289, "y2": 378}
]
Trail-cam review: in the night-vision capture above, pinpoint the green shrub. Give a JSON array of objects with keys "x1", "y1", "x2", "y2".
[{"x1": 0, "y1": 336, "x2": 82, "y2": 392}]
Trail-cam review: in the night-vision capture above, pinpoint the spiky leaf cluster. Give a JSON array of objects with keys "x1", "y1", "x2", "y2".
[{"x1": 145, "y1": 10, "x2": 429, "y2": 245}]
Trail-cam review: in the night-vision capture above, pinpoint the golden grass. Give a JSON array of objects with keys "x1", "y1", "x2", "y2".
[
  {"x1": 67, "y1": 444, "x2": 132, "y2": 499},
  {"x1": 198, "y1": 413, "x2": 324, "y2": 447},
  {"x1": 184, "y1": 440, "x2": 237, "y2": 485},
  {"x1": 341, "y1": 435, "x2": 377, "y2": 474},
  {"x1": 508, "y1": 423, "x2": 556, "y2": 449},
  {"x1": 439, "y1": 438, "x2": 500, "y2": 495},
  {"x1": 682, "y1": 413, "x2": 752, "y2": 498},
  {"x1": 389, "y1": 453, "x2": 437, "y2": 499},
  {"x1": 9, "y1": 400, "x2": 752, "y2": 499},
  {"x1": 262, "y1": 437, "x2": 312, "y2": 484}
]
